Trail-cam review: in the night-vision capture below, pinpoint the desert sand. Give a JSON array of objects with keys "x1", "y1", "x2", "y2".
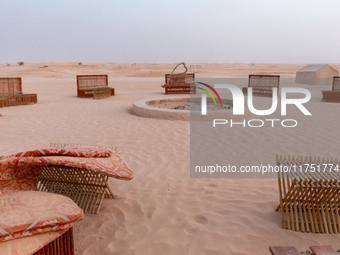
[{"x1": 1, "y1": 62, "x2": 340, "y2": 255}]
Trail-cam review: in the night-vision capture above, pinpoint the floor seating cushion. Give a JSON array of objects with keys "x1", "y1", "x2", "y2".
[
  {"x1": 0, "y1": 146, "x2": 134, "y2": 192},
  {"x1": 0, "y1": 190, "x2": 84, "y2": 243}
]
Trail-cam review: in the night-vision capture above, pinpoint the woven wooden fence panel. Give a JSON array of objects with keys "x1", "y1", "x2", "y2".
[
  {"x1": 77, "y1": 75, "x2": 108, "y2": 90},
  {"x1": 248, "y1": 75, "x2": 280, "y2": 88},
  {"x1": 0, "y1": 78, "x2": 22, "y2": 95},
  {"x1": 333, "y1": 76, "x2": 340, "y2": 91}
]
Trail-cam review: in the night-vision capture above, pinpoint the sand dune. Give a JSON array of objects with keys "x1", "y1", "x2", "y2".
[{"x1": 1, "y1": 62, "x2": 340, "y2": 255}]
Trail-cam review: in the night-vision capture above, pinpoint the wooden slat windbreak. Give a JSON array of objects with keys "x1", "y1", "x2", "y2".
[
  {"x1": 77, "y1": 75, "x2": 107, "y2": 90},
  {"x1": 276, "y1": 155, "x2": 340, "y2": 234},
  {"x1": 248, "y1": 75, "x2": 280, "y2": 88},
  {"x1": 322, "y1": 76, "x2": 340, "y2": 103},
  {"x1": 242, "y1": 74, "x2": 280, "y2": 96},
  {"x1": 0, "y1": 77, "x2": 22, "y2": 95},
  {"x1": 189, "y1": 65, "x2": 202, "y2": 74},
  {"x1": 32, "y1": 228, "x2": 74, "y2": 255},
  {"x1": 37, "y1": 143, "x2": 116, "y2": 214},
  {"x1": 165, "y1": 73, "x2": 195, "y2": 84},
  {"x1": 332, "y1": 76, "x2": 340, "y2": 91}
]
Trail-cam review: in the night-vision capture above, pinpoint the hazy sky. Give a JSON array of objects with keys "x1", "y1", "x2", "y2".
[{"x1": 1, "y1": 0, "x2": 339, "y2": 63}]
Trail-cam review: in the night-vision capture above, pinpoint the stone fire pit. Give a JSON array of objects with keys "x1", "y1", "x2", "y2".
[{"x1": 132, "y1": 97, "x2": 234, "y2": 121}]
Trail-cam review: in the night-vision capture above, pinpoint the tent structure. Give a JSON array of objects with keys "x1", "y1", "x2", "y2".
[{"x1": 295, "y1": 64, "x2": 339, "y2": 85}]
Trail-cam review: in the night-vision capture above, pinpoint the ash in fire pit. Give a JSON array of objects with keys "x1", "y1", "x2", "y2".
[
  {"x1": 133, "y1": 98, "x2": 234, "y2": 121},
  {"x1": 146, "y1": 98, "x2": 233, "y2": 112},
  {"x1": 173, "y1": 104, "x2": 232, "y2": 111}
]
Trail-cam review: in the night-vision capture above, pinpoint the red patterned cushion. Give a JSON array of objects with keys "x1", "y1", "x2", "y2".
[
  {"x1": 0, "y1": 191, "x2": 83, "y2": 243},
  {"x1": 7, "y1": 146, "x2": 113, "y2": 158},
  {"x1": 0, "y1": 230, "x2": 67, "y2": 255},
  {"x1": 0, "y1": 157, "x2": 42, "y2": 192},
  {"x1": 0, "y1": 146, "x2": 133, "y2": 192},
  {"x1": 41, "y1": 154, "x2": 133, "y2": 180}
]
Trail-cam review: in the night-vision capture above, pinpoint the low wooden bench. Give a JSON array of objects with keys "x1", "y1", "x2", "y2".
[
  {"x1": 0, "y1": 229, "x2": 74, "y2": 255},
  {"x1": 242, "y1": 74, "x2": 280, "y2": 96},
  {"x1": 162, "y1": 73, "x2": 196, "y2": 94},
  {"x1": 270, "y1": 246, "x2": 340, "y2": 255},
  {"x1": 32, "y1": 229, "x2": 75, "y2": 255},
  {"x1": 92, "y1": 87, "x2": 112, "y2": 99},
  {"x1": 322, "y1": 76, "x2": 340, "y2": 103},
  {"x1": 77, "y1": 75, "x2": 115, "y2": 98},
  {"x1": 37, "y1": 143, "x2": 117, "y2": 214},
  {"x1": 0, "y1": 77, "x2": 37, "y2": 107},
  {"x1": 276, "y1": 155, "x2": 340, "y2": 234}
]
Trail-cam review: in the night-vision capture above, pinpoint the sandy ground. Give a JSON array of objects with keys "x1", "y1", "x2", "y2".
[{"x1": 1, "y1": 62, "x2": 340, "y2": 255}]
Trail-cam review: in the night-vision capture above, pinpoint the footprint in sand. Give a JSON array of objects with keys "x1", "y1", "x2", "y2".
[
  {"x1": 185, "y1": 215, "x2": 208, "y2": 233},
  {"x1": 203, "y1": 183, "x2": 217, "y2": 194},
  {"x1": 193, "y1": 215, "x2": 208, "y2": 224},
  {"x1": 184, "y1": 222, "x2": 198, "y2": 233}
]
